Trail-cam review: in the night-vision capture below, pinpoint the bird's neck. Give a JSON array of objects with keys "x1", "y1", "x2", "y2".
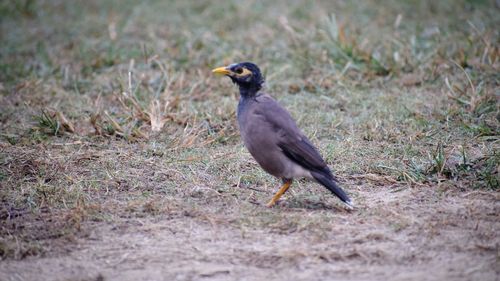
[
  {"x1": 238, "y1": 84, "x2": 260, "y2": 98},
  {"x1": 237, "y1": 88, "x2": 258, "y2": 120}
]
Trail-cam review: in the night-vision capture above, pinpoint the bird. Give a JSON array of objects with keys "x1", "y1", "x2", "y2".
[{"x1": 212, "y1": 62, "x2": 353, "y2": 208}]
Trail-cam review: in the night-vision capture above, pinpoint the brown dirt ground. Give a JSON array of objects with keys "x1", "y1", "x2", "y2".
[{"x1": 1, "y1": 182, "x2": 498, "y2": 281}]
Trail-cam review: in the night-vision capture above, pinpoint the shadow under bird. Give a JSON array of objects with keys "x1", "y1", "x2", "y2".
[{"x1": 212, "y1": 62, "x2": 353, "y2": 208}]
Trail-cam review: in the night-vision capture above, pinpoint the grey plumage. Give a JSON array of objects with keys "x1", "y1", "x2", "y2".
[{"x1": 213, "y1": 62, "x2": 352, "y2": 208}]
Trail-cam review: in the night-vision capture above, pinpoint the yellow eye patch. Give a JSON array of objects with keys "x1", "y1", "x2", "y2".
[{"x1": 234, "y1": 67, "x2": 252, "y2": 77}]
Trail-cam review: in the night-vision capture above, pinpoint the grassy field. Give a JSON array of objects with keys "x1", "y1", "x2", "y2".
[{"x1": 0, "y1": 0, "x2": 499, "y2": 280}]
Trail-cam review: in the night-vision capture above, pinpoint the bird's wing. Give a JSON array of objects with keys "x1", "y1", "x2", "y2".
[{"x1": 254, "y1": 94, "x2": 329, "y2": 174}]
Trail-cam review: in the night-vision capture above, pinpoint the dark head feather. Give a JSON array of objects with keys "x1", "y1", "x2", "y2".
[{"x1": 227, "y1": 62, "x2": 264, "y2": 96}]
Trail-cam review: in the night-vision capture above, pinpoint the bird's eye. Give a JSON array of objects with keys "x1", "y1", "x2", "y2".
[{"x1": 235, "y1": 67, "x2": 244, "y2": 74}]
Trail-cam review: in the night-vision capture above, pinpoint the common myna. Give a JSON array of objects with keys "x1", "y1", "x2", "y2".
[{"x1": 212, "y1": 62, "x2": 352, "y2": 208}]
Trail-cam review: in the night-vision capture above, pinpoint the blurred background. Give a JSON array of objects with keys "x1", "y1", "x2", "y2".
[{"x1": 1, "y1": 0, "x2": 498, "y2": 142}]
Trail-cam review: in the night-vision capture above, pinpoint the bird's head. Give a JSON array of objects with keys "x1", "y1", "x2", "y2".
[{"x1": 212, "y1": 62, "x2": 264, "y2": 96}]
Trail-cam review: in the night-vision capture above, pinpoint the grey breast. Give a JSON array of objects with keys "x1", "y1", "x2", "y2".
[{"x1": 237, "y1": 94, "x2": 313, "y2": 179}]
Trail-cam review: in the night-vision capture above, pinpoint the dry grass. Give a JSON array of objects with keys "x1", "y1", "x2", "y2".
[{"x1": 0, "y1": 0, "x2": 499, "y2": 280}]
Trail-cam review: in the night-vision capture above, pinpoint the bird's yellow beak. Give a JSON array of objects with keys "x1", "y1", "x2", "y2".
[{"x1": 212, "y1": 66, "x2": 231, "y2": 76}]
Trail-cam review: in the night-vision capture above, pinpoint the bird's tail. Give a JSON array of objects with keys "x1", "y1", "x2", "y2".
[{"x1": 311, "y1": 171, "x2": 353, "y2": 208}]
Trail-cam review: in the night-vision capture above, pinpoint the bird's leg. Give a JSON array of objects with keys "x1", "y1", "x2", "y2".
[{"x1": 266, "y1": 179, "x2": 293, "y2": 207}]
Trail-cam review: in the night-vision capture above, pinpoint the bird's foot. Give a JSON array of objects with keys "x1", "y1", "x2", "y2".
[
  {"x1": 266, "y1": 199, "x2": 277, "y2": 208},
  {"x1": 266, "y1": 180, "x2": 292, "y2": 208}
]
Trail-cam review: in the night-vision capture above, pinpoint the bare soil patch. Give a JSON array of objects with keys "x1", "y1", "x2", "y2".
[{"x1": 1, "y1": 175, "x2": 498, "y2": 280}]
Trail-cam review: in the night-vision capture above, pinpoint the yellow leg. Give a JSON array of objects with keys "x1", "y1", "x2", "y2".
[{"x1": 266, "y1": 180, "x2": 292, "y2": 207}]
